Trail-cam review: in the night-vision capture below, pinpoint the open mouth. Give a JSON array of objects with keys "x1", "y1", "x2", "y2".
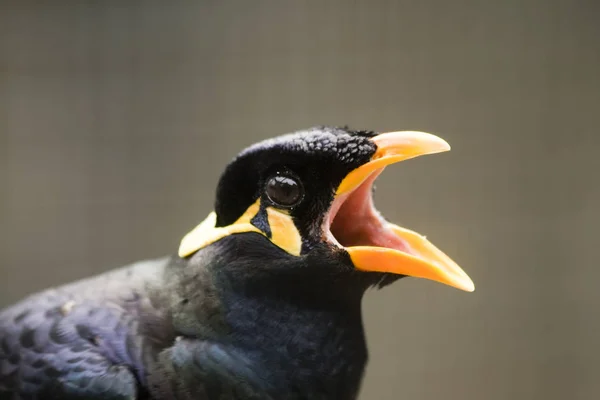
[
  {"x1": 323, "y1": 131, "x2": 474, "y2": 292},
  {"x1": 326, "y1": 168, "x2": 405, "y2": 250}
]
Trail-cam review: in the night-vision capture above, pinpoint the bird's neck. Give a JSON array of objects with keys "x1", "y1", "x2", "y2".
[
  {"x1": 215, "y1": 263, "x2": 369, "y2": 399},
  {"x1": 163, "y1": 235, "x2": 374, "y2": 399}
]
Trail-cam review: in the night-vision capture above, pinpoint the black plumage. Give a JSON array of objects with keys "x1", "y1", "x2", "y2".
[{"x1": 0, "y1": 126, "x2": 473, "y2": 399}]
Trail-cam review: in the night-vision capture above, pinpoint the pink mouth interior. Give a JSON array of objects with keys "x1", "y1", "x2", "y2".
[{"x1": 326, "y1": 169, "x2": 413, "y2": 254}]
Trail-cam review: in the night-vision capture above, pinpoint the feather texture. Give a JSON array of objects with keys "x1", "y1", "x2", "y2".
[{"x1": 0, "y1": 259, "x2": 171, "y2": 400}]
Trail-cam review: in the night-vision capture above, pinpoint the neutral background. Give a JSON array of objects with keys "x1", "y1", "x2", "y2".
[{"x1": 1, "y1": 1, "x2": 598, "y2": 399}]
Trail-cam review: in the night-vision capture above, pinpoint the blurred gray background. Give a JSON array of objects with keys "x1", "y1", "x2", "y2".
[{"x1": 1, "y1": 1, "x2": 599, "y2": 399}]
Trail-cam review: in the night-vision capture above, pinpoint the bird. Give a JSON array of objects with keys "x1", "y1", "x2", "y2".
[{"x1": 0, "y1": 126, "x2": 474, "y2": 400}]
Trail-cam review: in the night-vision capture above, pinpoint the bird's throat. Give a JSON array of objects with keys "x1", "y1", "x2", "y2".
[
  {"x1": 217, "y1": 280, "x2": 369, "y2": 399},
  {"x1": 211, "y1": 247, "x2": 368, "y2": 398},
  {"x1": 174, "y1": 234, "x2": 371, "y2": 399}
]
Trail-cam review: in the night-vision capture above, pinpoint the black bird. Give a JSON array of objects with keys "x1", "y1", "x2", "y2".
[{"x1": 0, "y1": 126, "x2": 474, "y2": 400}]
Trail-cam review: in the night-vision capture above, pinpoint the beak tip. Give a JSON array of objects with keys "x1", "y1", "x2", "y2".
[
  {"x1": 415, "y1": 131, "x2": 451, "y2": 153},
  {"x1": 376, "y1": 130, "x2": 451, "y2": 154},
  {"x1": 458, "y1": 278, "x2": 475, "y2": 292},
  {"x1": 430, "y1": 135, "x2": 451, "y2": 153}
]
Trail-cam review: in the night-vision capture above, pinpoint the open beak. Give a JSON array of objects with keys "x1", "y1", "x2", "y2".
[{"x1": 326, "y1": 131, "x2": 474, "y2": 292}]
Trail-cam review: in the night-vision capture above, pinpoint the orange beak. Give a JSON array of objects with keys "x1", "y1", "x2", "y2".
[{"x1": 328, "y1": 131, "x2": 474, "y2": 292}]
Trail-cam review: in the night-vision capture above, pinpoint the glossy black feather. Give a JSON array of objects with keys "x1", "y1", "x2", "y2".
[{"x1": 0, "y1": 245, "x2": 379, "y2": 400}]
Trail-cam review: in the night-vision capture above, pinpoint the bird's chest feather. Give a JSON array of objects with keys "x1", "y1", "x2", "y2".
[
  {"x1": 157, "y1": 246, "x2": 371, "y2": 400},
  {"x1": 216, "y1": 292, "x2": 368, "y2": 400}
]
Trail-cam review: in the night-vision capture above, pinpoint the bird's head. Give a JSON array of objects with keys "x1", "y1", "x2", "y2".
[{"x1": 179, "y1": 126, "x2": 474, "y2": 293}]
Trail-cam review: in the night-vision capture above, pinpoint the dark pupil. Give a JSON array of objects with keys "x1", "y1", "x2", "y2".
[{"x1": 266, "y1": 176, "x2": 301, "y2": 206}]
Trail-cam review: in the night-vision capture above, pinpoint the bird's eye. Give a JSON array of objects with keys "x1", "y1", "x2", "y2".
[{"x1": 265, "y1": 175, "x2": 303, "y2": 207}]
